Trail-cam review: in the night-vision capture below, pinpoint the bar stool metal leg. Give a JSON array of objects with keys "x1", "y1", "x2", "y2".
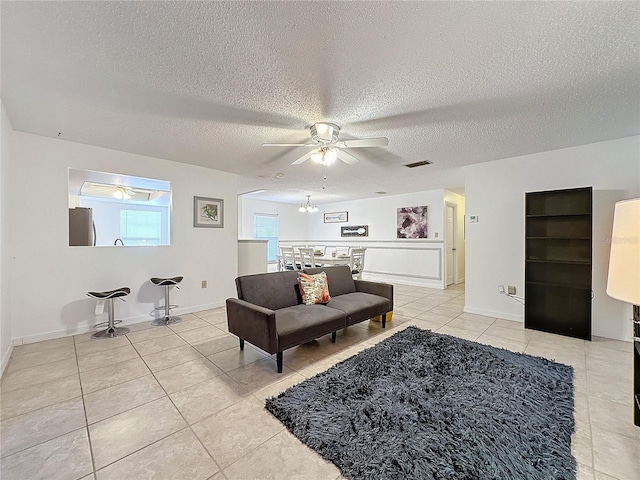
[
  {"x1": 91, "y1": 296, "x2": 130, "y2": 339},
  {"x1": 151, "y1": 282, "x2": 182, "y2": 326}
]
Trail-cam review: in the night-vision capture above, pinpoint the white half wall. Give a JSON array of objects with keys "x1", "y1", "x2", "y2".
[
  {"x1": 465, "y1": 136, "x2": 640, "y2": 340},
  {"x1": 9, "y1": 132, "x2": 239, "y2": 345},
  {"x1": 1, "y1": 103, "x2": 14, "y2": 373}
]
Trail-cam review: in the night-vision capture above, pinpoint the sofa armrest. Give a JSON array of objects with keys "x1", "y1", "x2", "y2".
[
  {"x1": 226, "y1": 298, "x2": 279, "y2": 354},
  {"x1": 354, "y1": 280, "x2": 394, "y2": 312}
]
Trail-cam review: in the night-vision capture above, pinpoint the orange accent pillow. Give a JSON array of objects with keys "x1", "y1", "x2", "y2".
[{"x1": 297, "y1": 272, "x2": 331, "y2": 305}]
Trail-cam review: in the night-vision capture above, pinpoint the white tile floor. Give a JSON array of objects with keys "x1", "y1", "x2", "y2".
[{"x1": 1, "y1": 282, "x2": 638, "y2": 480}]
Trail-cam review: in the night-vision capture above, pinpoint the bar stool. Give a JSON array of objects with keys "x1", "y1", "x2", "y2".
[
  {"x1": 151, "y1": 276, "x2": 183, "y2": 326},
  {"x1": 87, "y1": 287, "x2": 131, "y2": 339}
]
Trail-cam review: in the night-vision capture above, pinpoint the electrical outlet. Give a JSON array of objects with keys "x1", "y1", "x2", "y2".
[
  {"x1": 498, "y1": 285, "x2": 505, "y2": 293},
  {"x1": 201, "y1": 280, "x2": 207, "y2": 288},
  {"x1": 507, "y1": 285, "x2": 516, "y2": 295}
]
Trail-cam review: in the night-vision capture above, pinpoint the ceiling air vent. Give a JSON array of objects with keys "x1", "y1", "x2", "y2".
[{"x1": 404, "y1": 160, "x2": 432, "y2": 168}]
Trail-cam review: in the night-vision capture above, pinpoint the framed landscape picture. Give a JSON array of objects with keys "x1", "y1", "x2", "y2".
[{"x1": 194, "y1": 196, "x2": 224, "y2": 228}]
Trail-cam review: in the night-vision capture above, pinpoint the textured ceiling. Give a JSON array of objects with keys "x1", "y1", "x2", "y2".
[{"x1": 2, "y1": 1, "x2": 639, "y2": 204}]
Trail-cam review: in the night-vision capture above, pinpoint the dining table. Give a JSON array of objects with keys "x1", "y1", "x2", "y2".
[{"x1": 312, "y1": 254, "x2": 351, "y2": 266}]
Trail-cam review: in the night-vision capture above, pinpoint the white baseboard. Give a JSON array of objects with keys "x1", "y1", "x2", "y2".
[
  {"x1": 364, "y1": 272, "x2": 444, "y2": 289},
  {"x1": 463, "y1": 305, "x2": 523, "y2": 323},
  {"x1": 11, "y1": 301, "x2": 226, "y2": 347},
  {"x1": 1, "y1": 342, "x2": 14, "y2": 379}
]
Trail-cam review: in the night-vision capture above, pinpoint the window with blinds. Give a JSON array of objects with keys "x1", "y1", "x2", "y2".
[
  {"x1": 120, "y1": 209, "x2": 163, "y2": 246},
  {"x1": 254, "y1": 214, "x2": 279, "y2": 262}
]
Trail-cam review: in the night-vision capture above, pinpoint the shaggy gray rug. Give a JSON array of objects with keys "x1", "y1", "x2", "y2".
[{"x1": 265, "y1": 326, "x2": 575, "y2": 480}]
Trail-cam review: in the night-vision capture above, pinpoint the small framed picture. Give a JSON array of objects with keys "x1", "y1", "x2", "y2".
[
  {"x1": 324, "y1": 211, "x2": 348, "y2": 223},
  {"x1": 341, "y1": 225, "x2": 368, "y2": 237},
  {"x1": 194, "y1": 196, "x2": 224, "y2": 228}
]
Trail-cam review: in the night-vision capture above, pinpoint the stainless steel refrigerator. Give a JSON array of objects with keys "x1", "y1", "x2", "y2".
[{"x1": 69, "y1": 207, "x2": 96, "y2": 246}]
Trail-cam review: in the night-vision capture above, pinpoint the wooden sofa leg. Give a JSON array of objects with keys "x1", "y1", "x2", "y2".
[
  {"x1": 276, "y1": 352, "x2": 283, "y2": 373},
  {"x1": 382, "y1": 313, "x2": 387, "y2": 328},
  {"x1": 239, "y1": 339, "x2": 245, "y2": 350},
  {"x1": 331, "y1": 332, "x2": 336, "y2": 343}
]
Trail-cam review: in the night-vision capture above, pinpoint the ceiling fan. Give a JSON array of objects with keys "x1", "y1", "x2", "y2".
[
  {"x1": 263, "y1": 122, "x2": 388, "y2": 166},
  {"x1": 80, "y1": 182, "x2": 168, "y2": 201}
]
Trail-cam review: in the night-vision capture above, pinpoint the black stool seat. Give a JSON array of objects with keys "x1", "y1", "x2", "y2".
[
  {"x1": 87, "y1": 287, "x2": 130, "y2": 339},
  {"x1": 150, "y1": 277, "x2": 183, "y2": 287},
  {"x1": 87, "y1": 287, "x2": 131, "y2": 300}
]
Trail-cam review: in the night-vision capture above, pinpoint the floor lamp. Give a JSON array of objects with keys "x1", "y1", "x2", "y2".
[{"x1": 605, "y1": 198, "x2": 640, "y2": 427}]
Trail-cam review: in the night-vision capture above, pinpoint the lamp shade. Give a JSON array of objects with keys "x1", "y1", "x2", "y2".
[{"x1": 606, "y1": 198, "x2": 640, "y2": 305}]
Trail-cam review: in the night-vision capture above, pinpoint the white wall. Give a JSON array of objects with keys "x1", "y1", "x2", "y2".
[
  {"x1": 465, "y1": 136, "x2": 640, "y2": 340},
  {"x1": 1, "y1": 103, "x2": 14, "y2": 373},
  {"x1": 300, "y1": 190, "x2": 451, "y2": 288},
  {"x1": 307, "y1": 191, "x2": 446, "y2": 242},
  {"x1": 9, "y1": 132, "x2": 238, "y2": 344},
  {"x1": 241, "y1": 191, "x2": 454, "y2": 287},
  {"x1": 238, "y1": 197, "x2": 303, "y2": 241}
]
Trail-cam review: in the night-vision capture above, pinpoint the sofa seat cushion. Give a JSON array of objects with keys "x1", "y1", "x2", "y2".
[
  {"x1": 276, "y1": 304, "x2": 345, "y2": 350},
  {"x1": 325, "y1": 292, "x2": 390, "y2": 326}
]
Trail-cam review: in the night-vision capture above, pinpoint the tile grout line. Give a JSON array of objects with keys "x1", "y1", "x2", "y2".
[
  {"x1": 75, "y1": 335, "x2": 98, "y2": 477},
  {"x1": 136, "y1": 333, "x2": 227, "y2": 479}
]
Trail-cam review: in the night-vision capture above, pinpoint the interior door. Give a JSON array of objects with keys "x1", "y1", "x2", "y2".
[{"x1": 446, "y1": 205, "x2": 455, "y2": 286}]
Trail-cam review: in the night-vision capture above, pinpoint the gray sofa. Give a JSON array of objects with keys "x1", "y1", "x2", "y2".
[{"x1": 226, "y1": 265, "x2": 393, "y2": 372}]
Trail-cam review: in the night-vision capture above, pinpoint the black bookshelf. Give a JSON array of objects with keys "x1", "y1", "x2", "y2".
[
  {"x1": 634, "y1": 305, "x2": 639, "y2": 427},
  {"x1": 525, "y1": 187, "x2": 592, "y2": 340}
]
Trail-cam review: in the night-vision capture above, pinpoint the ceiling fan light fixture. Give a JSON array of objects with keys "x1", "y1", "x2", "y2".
[
  {"x1": 323, "y1": 148, "x2": 337, "y2": 165},
  {"x1": 311, "y1": 150, "x2": 324, "y2": 164},
  {"x1": 113, "y1": 187, "x2": 131, "y2": 200},
  {"x1": 312, "y1": 147, "x2": 337, "y2": 166}
]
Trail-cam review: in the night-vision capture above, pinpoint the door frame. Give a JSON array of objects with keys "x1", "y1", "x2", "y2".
[{"x1": 445, "y1": 202, "x2": 458, "y2": 286}]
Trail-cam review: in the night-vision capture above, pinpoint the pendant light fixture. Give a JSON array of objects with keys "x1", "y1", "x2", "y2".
[{"x1": 298, "y1": 195, "x2": 319, "y2": 213}]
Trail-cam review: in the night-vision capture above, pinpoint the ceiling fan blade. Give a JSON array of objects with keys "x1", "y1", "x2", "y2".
[
  {"x1": 336, "y1": 137, "x2": 388, "y2": 148},
  {"x1": 291, "y1": 150, "x2": 316, "y2": 165},
  {"x1": 263, "y1": 143, "x2": 315, "y2": 147},
  {"x1": 336, "y1": 149, "x2": 360, "y2": 165}
]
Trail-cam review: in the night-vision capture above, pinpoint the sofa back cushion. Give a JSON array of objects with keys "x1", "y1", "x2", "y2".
[
  {"x1": 235, "y1": 270, "x2": 301, "y2": 310},
  {"x1": 304, "y1": 265, "x2": 356, "y2": 297}
]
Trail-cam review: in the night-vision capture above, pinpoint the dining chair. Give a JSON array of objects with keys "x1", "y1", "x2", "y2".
[
  {"x1": 298, "y1": 247, "x2": 316, "y2": 268},
  {"x1": 349, "y1": 248, "x2": 367, "y2": 279},
  {"x1": 279, "y1": 246, "x2": 299, "y2": 270},
  {"x1": 276, "y1": 254, "x2": 285, "y2": 272}
]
